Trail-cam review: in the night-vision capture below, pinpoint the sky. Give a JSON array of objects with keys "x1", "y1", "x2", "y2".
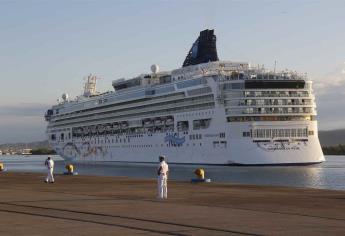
[{"x1": 0, "y1": 0, "x2": 345, "y2": 143}]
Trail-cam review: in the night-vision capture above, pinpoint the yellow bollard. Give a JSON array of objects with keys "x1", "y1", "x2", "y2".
[
  {"x1": 0, "y1": 163, "x2": 4, "y2": 171},
  {"x1": 194, "y1": 168, "x2": 205, "y2": 179},
  {"x1": 65, "y1": 164, "x2": 74, "y2": 174},
  {"x1": 192, "y1": 168, "x2": 210, "y2": 183}
]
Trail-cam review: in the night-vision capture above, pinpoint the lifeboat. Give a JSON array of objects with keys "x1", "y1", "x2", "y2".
[
  {"x1": 97, "y1": 124, "x2": 105, "y2": 134},
  {"x1": 144, "y1": 119, "x2": 153, "y2": 127},
  {"x1": 120, "y1": 122, "x2": 128, "y2": 128},
  {"x1": 165, "y1": 117, "x2": 174, "y2": 125},
  {"x1": 83, "y1": 127, "x2": 90, "y2": 135},
  {"x1": 91, "y1": 126, "x2": 97, "y2": 134},
  {"x1": 154, "y1": 119, "x2": 162, "y2": 126},
  {"x1": 105, "y1": 124, "x2": 112, "y2": 132},
  {"x1": 112, "y1": 123, "x2": 119, "y2": 130}
]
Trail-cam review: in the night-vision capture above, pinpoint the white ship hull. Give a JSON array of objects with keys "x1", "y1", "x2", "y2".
[
  {"x1": 50, "y1": 113, "x2": 324, "y2": 165},
  {"x1": 53, "y1": 138, "x2": 324, "y2": 165}
]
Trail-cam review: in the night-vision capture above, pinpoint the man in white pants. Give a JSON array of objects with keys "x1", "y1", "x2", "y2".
[
  {"x1": 157, "y1": 155, "x2": 169, "y2": 199},
  {"x1": 44, "y1": 156, "x2": 55, "y2": 183}
]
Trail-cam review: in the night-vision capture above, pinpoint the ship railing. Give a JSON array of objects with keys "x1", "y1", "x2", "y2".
[
  {"x1": 232, "y1": 102, "x2": 314, "y2": 106},
  {"x1": 217, "y1": 70, "x2": 307, "y2": 82},
  {"x1": 51, "y1": 93, "x2": 186, "y2": 121},
  {"x1": 50, "y1": 99, "x2": 215, "y2": 126},
  {"x1": 226, "y1": 109, "x2": 315, "y2": 115},
  {"x1": 49, "y1": 103, "x2": 215, "y2": 129},
  {"x1": 224, "y1": 93, "x2": 310, "y2": 98}
]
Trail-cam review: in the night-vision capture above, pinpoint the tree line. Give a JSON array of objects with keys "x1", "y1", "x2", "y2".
[
  {"x1": 322, "y1": 145, "x2": 345, "y2": 155},
  {"x1": 31, "y1": 148, "x2": 56, "y2": 155}
]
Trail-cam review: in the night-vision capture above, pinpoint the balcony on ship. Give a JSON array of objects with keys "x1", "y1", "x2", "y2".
[{"x1": 225, "y1": 107, "x2": 315, "y2": 116}]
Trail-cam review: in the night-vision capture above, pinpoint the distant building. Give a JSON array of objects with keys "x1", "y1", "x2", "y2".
[{"x1": 21, "y1": 149, "x2": 32, "y2": 155}]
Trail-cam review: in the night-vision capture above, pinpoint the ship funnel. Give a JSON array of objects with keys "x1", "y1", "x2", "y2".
[{"x1": 182, "y1": 29, "x2": 219, "y2": 67}]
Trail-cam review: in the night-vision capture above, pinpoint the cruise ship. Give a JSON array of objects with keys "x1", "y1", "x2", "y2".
[{"x1": 45, "y1": 29, "x2": 324, "y2": 165}]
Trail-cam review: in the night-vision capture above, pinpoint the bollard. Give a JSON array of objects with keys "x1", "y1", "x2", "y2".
[
  {"x1": 64, "y1": 164, "x2": 78, "y2": 175},
  {"x1": 65, "y1": 164, "x2": 74, "y2": 174},
  {"x1": 194, "y1": 168, "x2": 205, "y2": 179},
  {"x1": 191, "y1": 168, "x2": 211, "y2": 183}
]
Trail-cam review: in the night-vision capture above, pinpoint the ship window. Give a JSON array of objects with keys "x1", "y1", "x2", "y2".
[
  {"x1": 193, "y1": 119, "x2": 211, "y2": 130},
  {"x1": 220, "y1": 141, "x2": 227, "y2": 148},
  {"x1": 245, "y1": 80, "x2": 305, "y2": 89},
  {"x1": 176, "y1": 78, "x2": 206, "y2": 89},
  {"x1": 232, "y1": 83, "x2": 244, "y2": 89},
  {"x1": 145, "y1": 90, "x2": 155, "y2": 95},
  {"x1": 155, "y1": 86, "x2": 175, "y2": 94},
  {"x1": 177, "y1": 121, "x2": 189, "y2": 132},
  {"x1": 159, "y1": 75, "x2": 172, "y2": 84},
  {"x1": 47, "y1": 109, "x2": 53, "y2": 115},
  {"x1": 251, "y1": 128, "x2": 308, "y2": 138}
]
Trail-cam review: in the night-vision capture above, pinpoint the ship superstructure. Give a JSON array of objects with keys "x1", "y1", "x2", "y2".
[{"x1": 45, "y1": 29, "x2": 324, "y2": 165}]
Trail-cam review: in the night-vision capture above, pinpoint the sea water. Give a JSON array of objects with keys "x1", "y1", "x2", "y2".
[{"x1": 1, "y1": 155, "x2": 344, "y2": 190}]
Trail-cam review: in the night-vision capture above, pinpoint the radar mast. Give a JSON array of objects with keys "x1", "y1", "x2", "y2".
[{"x1": 83, "y1": 74, "x2": 100, "y2": 97}]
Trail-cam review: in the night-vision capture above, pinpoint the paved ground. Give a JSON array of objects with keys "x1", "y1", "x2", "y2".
[{"x1": 0, "y1": 172, "x2": 344, "y2": 235}]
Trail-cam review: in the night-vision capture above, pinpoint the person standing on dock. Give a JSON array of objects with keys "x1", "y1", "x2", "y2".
[
  {"x1": 44, "y1": 156, "x2": 55, "y2": 183},
  {"x1": 157, "y1": 155, "x2": 169, "y2": 199}
]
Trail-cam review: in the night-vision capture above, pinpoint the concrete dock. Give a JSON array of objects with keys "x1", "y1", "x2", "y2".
[{"x1": 0, "y1": 172, "x2": 344, "y2": 235}]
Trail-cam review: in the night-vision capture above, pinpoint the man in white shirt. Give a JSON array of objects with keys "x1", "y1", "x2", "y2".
[
  {"x1": 157, "y1": 155, "x2": 169, "y2": 199},
  {"x1": 44, "y1": 156, "x2": 55, "y2": 183}
]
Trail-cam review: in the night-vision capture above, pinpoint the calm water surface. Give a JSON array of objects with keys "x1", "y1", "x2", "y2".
[{"x1": 1, "y1": 155, "x2": 344, "y2": 190}]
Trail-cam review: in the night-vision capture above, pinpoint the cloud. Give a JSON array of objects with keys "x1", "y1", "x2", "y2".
[
  {"x1": 313, "y1": 62, "x2": 345, "y2": 96},
  {"x1": 312, "y1": 62, "x2": 345, "y2": 130}
]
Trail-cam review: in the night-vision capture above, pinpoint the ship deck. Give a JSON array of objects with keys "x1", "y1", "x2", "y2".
[{"x1": 0, "y1": 172, "x2": 344, "y2": 235}]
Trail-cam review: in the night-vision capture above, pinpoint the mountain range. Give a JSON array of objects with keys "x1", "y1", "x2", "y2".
[{"x1": 318, "y1": 129, "x2": 345, "y2": 146}]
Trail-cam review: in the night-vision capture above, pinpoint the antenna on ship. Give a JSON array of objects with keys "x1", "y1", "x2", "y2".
[
  {"x1": 149, "y1": 64, "x2": 160, "y2": 84},
  {"x1": 83, "y1": 74, "x2": 100, "y2": 97}
]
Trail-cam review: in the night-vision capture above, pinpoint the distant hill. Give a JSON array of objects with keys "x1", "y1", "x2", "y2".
[
  {"x1": 0, "y1": 140, "x2": 50, "y2": 152},
  {"x1": 319, "y1": 129, "x2": 345, "y2": 147}
]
